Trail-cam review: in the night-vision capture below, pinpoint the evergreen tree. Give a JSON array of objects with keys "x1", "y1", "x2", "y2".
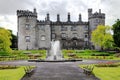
[
  {"x1": 9, "y1": 30, "x2": 17, "y2": 49},
  {"x1": 113, "y1": 19, "x2": 120, "y2": 48}
]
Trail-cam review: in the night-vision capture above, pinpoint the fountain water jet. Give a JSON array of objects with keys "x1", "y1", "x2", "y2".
[{"x1": 46, "y1": 40, "x2": 63, "y2": 60}]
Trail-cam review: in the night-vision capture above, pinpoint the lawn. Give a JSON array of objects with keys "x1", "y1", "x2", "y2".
[
  {"x1": 0, "y1": 66, "x2": 25, "y2": 80},
  {"x1": 62, "y1": 50, "x2": 120, "y2": 60},
  {"x1": 80, "y1": 64, "x2": 120, "y2": 80},
  {"x1": 14, "y1": 50, "x2": 47, "y2": 59},
  {"x1": 93, "y1": 66, "x2": 120, "y2": 80},
  {"x1": 0, "y1": 50, "x2": 47, "y2": 61}
]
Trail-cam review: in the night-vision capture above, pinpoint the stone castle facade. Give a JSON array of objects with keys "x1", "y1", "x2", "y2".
[{"x1": 17, "y1": 8, "x2": 105, "y2": 50}]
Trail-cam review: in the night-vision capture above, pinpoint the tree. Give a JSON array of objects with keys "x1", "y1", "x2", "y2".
[
  {"x1": 91, "y1": 25, "x2": 113, "y2": 50},
  {"x1": 0, "y1": 27, "x2": 12, "y2": 52},
  {"x1": 113, "y1": 19, "x2": 120, "y2": 48},
  {"x1": 9, "y1": 30, "x2": 17, "y2": 49}
]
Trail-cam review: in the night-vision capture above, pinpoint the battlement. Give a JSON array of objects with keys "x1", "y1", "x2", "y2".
[
  {"x1": 17, "y1": 9, "x2": 37, "y2": 18},
  {"x1": 89, "y1": 12, "x2": 105, "y2": 19},
  {"x1": 37, "y1": 20, "x2": 88, "y2": 25},
  {"x1": 50, "y1": 21, "x2": 88, "y2": 25},
  {"x1": 88, "y1": 9, "x2": 105, "y2": 19}
]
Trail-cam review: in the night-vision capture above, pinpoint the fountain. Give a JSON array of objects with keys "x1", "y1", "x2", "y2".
[
  {"x1": 46, "y1": 40, "x2": 63, "y2": 60},
  {"x1": 28, "y1": 40, "x2": 82, "y2": 62}
]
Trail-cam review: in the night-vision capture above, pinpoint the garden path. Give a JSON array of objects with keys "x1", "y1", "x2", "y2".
[{"x1": 0, "y1": 60, "x2": 120, "y2": 80}]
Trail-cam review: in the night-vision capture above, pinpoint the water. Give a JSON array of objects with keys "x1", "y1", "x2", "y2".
[{"x1": 46, "y1": 40, "x2": 63, "y2": 60}]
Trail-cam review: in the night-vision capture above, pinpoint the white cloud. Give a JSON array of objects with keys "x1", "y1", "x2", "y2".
[
  {"x1": 0, "y1": 0, "x2": 120, "y2": 35},
  {"x1": 0, "y1": 15, "x2": 17, "y2": 34}
]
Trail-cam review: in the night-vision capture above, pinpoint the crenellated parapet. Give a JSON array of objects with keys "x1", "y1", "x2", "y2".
[
  {"x1": 37, "y1": 20, "x2": 46, "y2": 25},
  {"x1": 37, "y1": 19, "x2": 88, "y2": 25},
  {"x1": 50, "y1": 21, "x2": 88, "y2": 25},
  {"x1": 88, "y1": 9, "x2": 105, "y2": 19},
  {"x1": 89, "y1": 12, "x2": 105, "y2": 19},
  {"x1": 17, "y1": 9, "x2": 37, "y2": 18}
]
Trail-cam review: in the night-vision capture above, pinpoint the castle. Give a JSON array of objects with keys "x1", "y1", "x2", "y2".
[{"x1": 17, "y1": 8, "x2": 105, "y2": 50}]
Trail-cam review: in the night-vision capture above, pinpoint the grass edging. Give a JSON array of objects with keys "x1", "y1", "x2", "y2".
[{"x1": 79, "y1": 63, "x2": 120, "y2": 80}]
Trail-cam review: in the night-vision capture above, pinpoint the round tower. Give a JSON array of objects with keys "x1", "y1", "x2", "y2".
[
  {"x1": 17, "y1": 9, "x2": 37, "y2": 50},
  {"x1": 88, "y1": 9, "x2": 105, "y2": 49},
  {"x1": 88, "y1": 9, "x2": 105, "y2": 31}
]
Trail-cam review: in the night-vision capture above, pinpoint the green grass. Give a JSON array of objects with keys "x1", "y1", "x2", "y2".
[
  {"x1": 80, "y1": 64, "x2": 120, "y2": 80},
  {"x1": 0, "y1": 66, "x2": 25, "y2": 80},
  {"x1": 0, "y1": 50, "x2": 47, "y2": 61},
  {"x1": 16, "y1": 50, "x2": 47, "y2": 59},
  {"x1": 62, "y1": 50, "x2": 120, "y2": 60},
  {"x1": 93, "y1": 66, "x2": 120, "y2": 80}
]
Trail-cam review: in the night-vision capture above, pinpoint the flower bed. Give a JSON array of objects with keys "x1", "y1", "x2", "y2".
[{"x1": 95, "y1": 62, "x2": 120, "y2": 67}]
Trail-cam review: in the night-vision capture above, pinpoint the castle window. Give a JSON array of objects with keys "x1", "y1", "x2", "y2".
[
  {"x1": 26, "y1": 17, "x2": 29, "y2": 22},
  {"x1": 52, "y1": 33, "x2": 56, "y2": 39},
  {"x1": 85, "y1": 26, "x2": 88, "y2": 30},
  {"x1": 85, "y1": 34, "x2": 88, "y2": 38},
  {"x1": 73, "y1": 33, "x2": 77, "y2": 37},
  {"x1": 25, "y1": 24, "x2": 30, "y2": 30},
  {"x1": 95, "y1": 19, "x2": 99, "y2": 23},
  {"x1": 52, "y1": 26, "x2": 55, "y2": 31},
  {"x1": 61, "y1": 33, "x2": 66, "y2": 38},
  {"x1": 85, "y1": 41, "x2": 88, "y2": 46},
  {"x1": 39, "y1": 25, "x2": 45, "y2": 31},
  {"x1": 61, "y1": 26, "x2": 67, "y2": 31},
  {"x1": 71, "y1": 26, "x2": 77, "y2": 31},
  {"x1": 25, "y1": 36, "x2": 30, "y2": 42},
  {"x1": 41, "y1": 35, "x2": 46, "y2": 41}
]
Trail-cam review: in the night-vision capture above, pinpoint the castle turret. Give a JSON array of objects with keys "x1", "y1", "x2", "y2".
[
  {"x1": 88, "y1": 8, "x2": 92, "y2": 19},
  {"x1": 17, "y1": 9, "x2": 37, "y2": 50},
  {"x1": 88, "y1": 9, "x2": 105, "y2": 31},
  {"x1": 88, "y1": 8, "x2": 105, "y2": 49}
]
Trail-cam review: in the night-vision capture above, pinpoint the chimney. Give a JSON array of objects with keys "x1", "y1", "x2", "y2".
[
  {"x1": 68, "y1": 12, "x2": 71, "y2": 22},
  {"x1": 57, "y1": 14, "x2": 60, "y2": 22},
  {"x1": 99, "y1": 9, "x2": 101, "y2": 13},
  {"x1": 79, "y1": 14, "x2": 82, "y2": 22},
  {"x1": 34, "y1": 8, "x2": 36, "y2": 13},
  {"x1": 47, "y1": 13, "x2": 50, "y2": 21}
]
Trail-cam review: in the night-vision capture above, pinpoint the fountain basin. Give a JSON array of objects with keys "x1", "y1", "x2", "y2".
[{"x1": 28, "y1": 59, "x2": 82, "y2": 62}]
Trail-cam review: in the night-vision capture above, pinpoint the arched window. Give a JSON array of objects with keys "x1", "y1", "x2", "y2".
[
  {"x1": 71, "y1": 26, "x2": 77, "y2": 31},
  {"x1": 52, "y1": 33, "x2": 56, "y2": 39},
  {"x1": 61, "y1": 26, "x2": 67, "y2": 31},
  {"x1": 73, "y1": 33, "x2": 77, "y2": 37},
  {"x1": 41, "y1": 35, "x2": 46, "y2": 40},
  {"x1": 61, "y1": 33, "x2": 66, "y2": 38}
]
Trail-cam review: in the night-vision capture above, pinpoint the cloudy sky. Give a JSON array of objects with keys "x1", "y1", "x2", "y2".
[{"x1": 0, "y1": 0, "x2": 120, "y2": 35}]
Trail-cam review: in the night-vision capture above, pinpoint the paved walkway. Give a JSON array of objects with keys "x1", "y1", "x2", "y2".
[
  {"x1": 0, "y1": 60, "x2": 119, "y2": 80},
  {"x1": 22, "y1": 62, "x2": 99, "y2": 80}
]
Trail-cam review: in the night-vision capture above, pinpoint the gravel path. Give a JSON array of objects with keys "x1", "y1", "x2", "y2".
[{"x1": 0, "y1": 60, "x2": 119, "y2": 80}]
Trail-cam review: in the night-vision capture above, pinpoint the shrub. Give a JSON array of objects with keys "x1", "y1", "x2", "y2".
[
  {"x1": 0, "y1": 65, "x2": 17, "y2": 69},
  {"x1": 0, "y1": 51, "x2": 9, "y2": 56},
  {"x1": 91, "y1": 53, "x2": 110, "y2": 56}
]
